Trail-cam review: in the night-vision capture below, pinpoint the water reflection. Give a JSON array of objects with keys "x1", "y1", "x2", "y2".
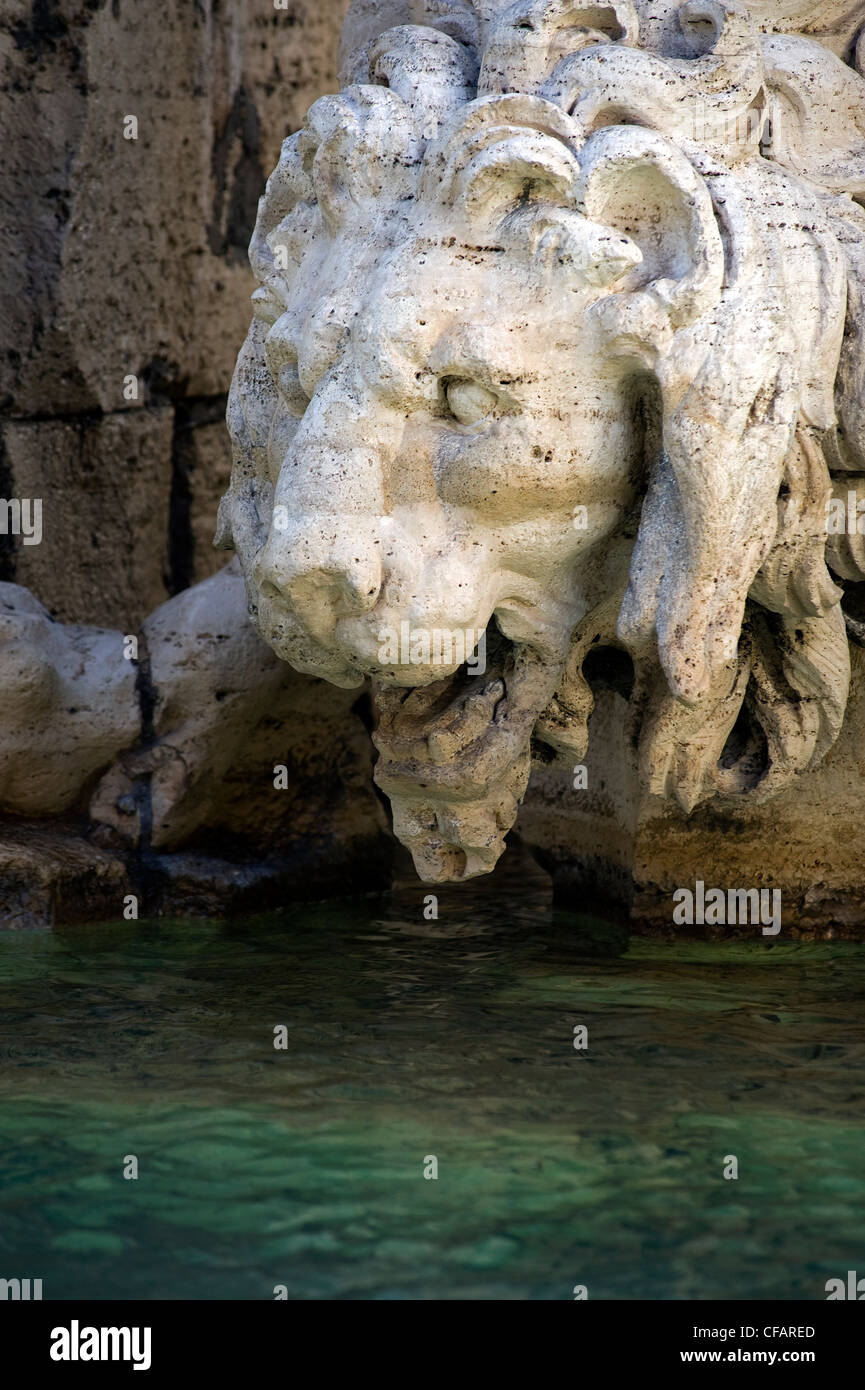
[{"x1": 0, "y1": 855, "x2": 863, "y2": 1300}]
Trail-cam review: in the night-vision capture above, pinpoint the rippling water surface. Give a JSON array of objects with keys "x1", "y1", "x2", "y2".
[{"x1": 1, "y1": 870, "x2": 864, "y2": 1300}]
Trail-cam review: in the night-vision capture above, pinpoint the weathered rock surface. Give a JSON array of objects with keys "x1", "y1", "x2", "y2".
[
  {"x1": 89, "y1": 560, "x2": 389, "y2": 855},
  {"x1": 518, "y1": 647, "x2": 865, "y2": 938},
  {"x1": 0, "y1": 0, "x2": 352, "y2": 417},
  {"x1": 0, "y1": 819, "x2": 132, "y2": 930},
  {"x1": 0, "y1": 565, "x2": 393, "y2": 926},
  {"x1": 0, "y1": 0, "x2": 351, "y2": 626},
  {"x1": 1, "y1": 408, "x2": 174, "y2": 628},
  {"x1": 0, "y1": 580, "x2": 139, "y2": 814},
  {"x1": 0, "y1": 0, "x2": 397, "y2": 927}
]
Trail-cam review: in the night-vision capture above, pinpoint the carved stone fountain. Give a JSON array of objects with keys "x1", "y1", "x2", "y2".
[{"x1": 2, "y1": 0, "x2": 864, "y2": 925}]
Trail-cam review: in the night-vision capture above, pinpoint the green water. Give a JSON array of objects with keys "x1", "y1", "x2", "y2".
[{"x1": 1, "y1": 880, "x2": 864, "y2": 1300}]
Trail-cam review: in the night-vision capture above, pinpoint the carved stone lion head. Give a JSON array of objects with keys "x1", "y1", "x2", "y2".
[{"x1": 218, "y1": 0, "x2": 865, "y2": 881}]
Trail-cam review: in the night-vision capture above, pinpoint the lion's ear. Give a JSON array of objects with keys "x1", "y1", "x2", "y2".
[{"x1": 575, "y1": 126, "x2": 725, "y2": 346}]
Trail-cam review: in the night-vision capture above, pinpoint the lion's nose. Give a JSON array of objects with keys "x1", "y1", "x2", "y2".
[{"x1": 255, "y1": 524, "x2": 382, "y2": 642}]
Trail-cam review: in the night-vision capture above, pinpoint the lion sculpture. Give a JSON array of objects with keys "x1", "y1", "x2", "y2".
[{"x1": 215, "y1": 0, "x2": 865, "y2": 881}]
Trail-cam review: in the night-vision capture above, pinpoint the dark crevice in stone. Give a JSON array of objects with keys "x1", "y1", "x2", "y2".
[
  {"x1": 2, "y1": 401, "x2": 181, "y2": 426},
  {"x1": 207, "y1": 85, "x2": 265, "y2": 263},
  {"x1": 354, "y1": 687, "x2": 395, "y2": 829},
  {"x1": 167, "y1": 408, "x2": 194, "y2": 596},
  {"x1": 176, "y1": 394, "x2": 230, "y2": 424},
  {"x1": 351, "y1": 687, "x2": 375, "y2": 736},
  {"x1": 582, "y1": 644, "x2": 636, "y2": 702},
  {"x1": 0, "y1": 432, "x2": 17, "y2": 582},
  {"x1": 141, "y1": 356, "x2": 188, "y2": 408},
  {"x1": 718, "y1": 692, "x2": 770, "y2": 789},
  {"x1": 127, "y1": 630, "x2": 164, "y2": 915},
  {"x1": 11, "y1": 0, "x2": 72, "y2": 63},
  {"x1": 840, "y1": 578, "x2": 865, "y2": 645},
  {"x1": 167, "y1": 393, "x2": 228, "y2": 596},
  {"x1": 530, "y1": 737, "x2": 557, "y2": 764},
  {"x1": 135, "y1": 640, "x2": 157, "y2": 751},
  {"x1": 3, "y1": 406, "x2": 107, "y2": 427}
]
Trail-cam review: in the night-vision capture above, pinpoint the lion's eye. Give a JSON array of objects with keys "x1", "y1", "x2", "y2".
[{"x1": 444, "y1": 378, "x2": 497, "y2": 426}]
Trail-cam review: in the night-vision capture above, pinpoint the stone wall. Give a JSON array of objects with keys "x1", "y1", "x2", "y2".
[
  {"x1": 0, "y1": 0, "x2": 351, "y2": 627},
  {"x1": 0, "y1": 0, "x2": 399, "y2": 928}
]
